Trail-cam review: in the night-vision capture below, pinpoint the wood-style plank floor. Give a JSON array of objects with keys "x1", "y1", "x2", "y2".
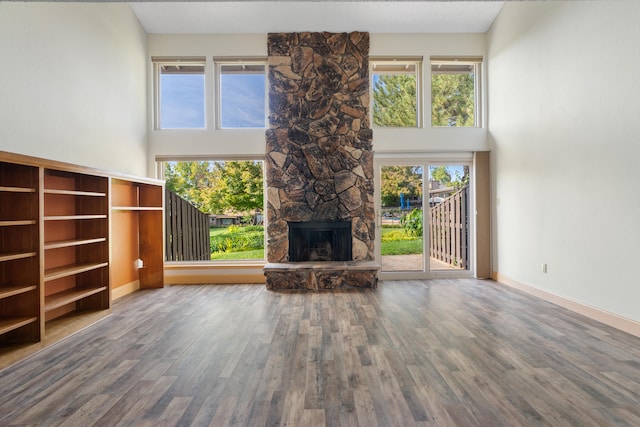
[{"x1": 1, "y1": 279, "x2": 640, "y2": 426}]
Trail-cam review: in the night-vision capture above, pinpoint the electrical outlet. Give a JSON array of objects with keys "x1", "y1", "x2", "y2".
[{"x1": 541, "y1": 263, "x2": 547, "y2": 273}]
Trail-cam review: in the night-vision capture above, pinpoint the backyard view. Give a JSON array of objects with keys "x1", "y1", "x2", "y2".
[
  {"x1": 164, "y1": 160, "x2": 265, "y2": 261},
  {"x1": 380, "y1": 164, "x2": 470, "y2": 272},
  {"x1": 165, "y1": 159, "x2": 468, "y2": 269}
]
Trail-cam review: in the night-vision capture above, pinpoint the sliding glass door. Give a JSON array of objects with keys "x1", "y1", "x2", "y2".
[{"x1": 375, "y1": 158, "x2": 473, "y2": 278}]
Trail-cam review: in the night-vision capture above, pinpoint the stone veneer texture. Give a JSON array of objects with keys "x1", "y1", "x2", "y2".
[{"x1": 265, "y1": 32, "x2": 375, "y2": 264}]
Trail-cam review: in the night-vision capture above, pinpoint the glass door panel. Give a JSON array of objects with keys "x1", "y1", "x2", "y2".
[
  {"x1": 379, "y1": 165, "x2": 424, "y2": 272},
  {"x1": 427, "y1": 165, "x2": 470, "y2": 272}
]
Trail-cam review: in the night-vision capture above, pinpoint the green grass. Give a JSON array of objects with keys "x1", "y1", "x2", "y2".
[
  {"x1": 210, "y1": 227, "x2": 228, "y2": 237},
  {"x1": 210, "y1": 248, "x2": 264, "y2": 260},
  {"x1": 381, "y1": 226, "x2": 423, "y2": 255},
  {"x1": 381, "y1": 239, "x2": 423, "y2": 255}
]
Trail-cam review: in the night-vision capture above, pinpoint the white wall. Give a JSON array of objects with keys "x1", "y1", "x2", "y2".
[
  {"x1": 147, "y1": 32, "x2": 488, "y2": 173},
  {"x1": 0, "y1": 3, "x2": 148, "y2": 176},
  {"x1": 488, "y1": 1, "x2": 640, "y2": 322}
]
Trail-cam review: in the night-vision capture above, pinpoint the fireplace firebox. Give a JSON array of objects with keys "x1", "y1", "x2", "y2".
[{"x1": 288, "y1": 221, "x2": 352, "y2": 262}]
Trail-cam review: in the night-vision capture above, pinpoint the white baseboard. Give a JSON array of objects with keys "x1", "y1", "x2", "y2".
[{"x1": 493, "y1": 272, "x2": 640, "y2": 338}]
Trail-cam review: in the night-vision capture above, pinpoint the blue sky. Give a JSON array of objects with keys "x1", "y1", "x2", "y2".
[
  {"x1": 220, "y1": 74, "x2": 265, "y2": 128},
  {"x1": 160, "y1": 74, "x2": 205, "y2": 129},
  {"x1": 160, "y1": 72, "x2": 265, "y2": 129}
]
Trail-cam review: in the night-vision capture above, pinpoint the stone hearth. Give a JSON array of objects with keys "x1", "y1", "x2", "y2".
[
  {"x1": 265, "y1": 261, "x2": 379, "y2": 291},
  {"x1": 264, "y1": 31, "x2": 379, "y2": 290}
]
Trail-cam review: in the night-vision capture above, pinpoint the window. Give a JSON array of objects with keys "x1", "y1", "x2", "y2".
[
  {"x1": 371, "y1": 58, "x2": 422, "y2": 127},
  {"x1": 162, "y1": 159, "x2": 265, "y2": 261},
  {"x1": 154, "y1": 58, "x2": 206, "y2": 130},
  {"x1": 215, "y1": 59, "x2": 266, "y2": 129},
  {"x1": 431, "y1": 57, "x2": 482, "y2": 127}
]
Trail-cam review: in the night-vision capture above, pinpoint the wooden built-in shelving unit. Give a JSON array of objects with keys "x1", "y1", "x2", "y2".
[
  {"x1": 0, "y1": 151, "x2": 164, "y2": 369},
  {"x1": 111, "y1": 178, "x2": 164, "y2": 290}
]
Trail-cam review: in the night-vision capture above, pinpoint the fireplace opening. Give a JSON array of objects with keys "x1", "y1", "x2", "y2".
[{"x1": 288, "y1": 221, "x2": 352, "y2": 262}]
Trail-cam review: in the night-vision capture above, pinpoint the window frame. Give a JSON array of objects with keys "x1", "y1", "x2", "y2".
[
  {"x1": 214, "y1": 57, "x2": 268, "y2": 130},
  {"x1": 370, "y1": 57, "x2": 423, "y2": 128},
  {"x1": 430, "y1": 56, "x2": 483, "y2": 128},
  {"x1": 152, "y1": 57, "x2": 207, "y2": 131},
  {"x1": 158, "y1": 156, "x2": 267, "y2": 264}
]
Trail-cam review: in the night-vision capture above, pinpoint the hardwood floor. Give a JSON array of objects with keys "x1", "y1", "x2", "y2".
[{"x1": 1, "y1": 279, "x2": 640, "y2": 426}]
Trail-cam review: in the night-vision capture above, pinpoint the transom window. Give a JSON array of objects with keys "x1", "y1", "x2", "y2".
[
  {"x1": 371, "y1": 58, "x2": 422, "y2": 128},
  {"x1": 151, "y1": 56, "x2": 483, "y2": 131},
  {"x1": 153, "y1": 57, "x2": 206, "y2": 130},
  {"x1": 215, "y1": 59, "x2": 266, "y2": 129},
  {"x1": 431, "y1": 57, "x2": 482, "y2": 127}
]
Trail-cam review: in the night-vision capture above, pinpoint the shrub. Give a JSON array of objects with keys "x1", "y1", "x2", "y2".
[
  {"x1": 381, "y1": 229, "x2": 416, "y2": 242},
  {"x1": 401, "y1": 208, "x2": 423, "y2": 238},
  {"x1": 210, "y1": 225, "x2": 264, "y2": 253}
]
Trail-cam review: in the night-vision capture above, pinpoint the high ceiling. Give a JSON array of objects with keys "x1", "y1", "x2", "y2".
[{"x1": 129, "y1": 1, "x2": 506, "y2": 34}]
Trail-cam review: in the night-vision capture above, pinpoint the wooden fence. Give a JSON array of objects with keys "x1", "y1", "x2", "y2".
[
  {"x1": 165, "y1": 189, "x2": 211, "y2": 261},
  {"x1": 428, "y1": 185, "x2": 469, "y2": 269}
]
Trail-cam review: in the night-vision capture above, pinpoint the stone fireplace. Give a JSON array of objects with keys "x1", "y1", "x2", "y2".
[{"x1": 263, "y1": 31, "x2": 379, "y2": 290}]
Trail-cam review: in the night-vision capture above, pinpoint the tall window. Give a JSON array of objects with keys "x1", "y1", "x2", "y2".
[
  {"x1": 154, "y1": 58, "x2": 206, "y2": 129},
  {"x1": 371, "y1": 58, "x2": 422, "y2": 127},
  {"x1": 431, "y1": 57, "x2": 482, "y2": 127},
  {"x1": 216, "y1": 59, "x2": 266, "y2": 129}
]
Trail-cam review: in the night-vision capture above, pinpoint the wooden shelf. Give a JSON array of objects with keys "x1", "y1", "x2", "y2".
[
  {"x1": 44, "y1": 188, "x2": 106, "y2": 197},
  {"x1": 44, "y1": 238, "x2": 106, "y2": 250},
  {"x1": 44, "y1": 262, "x2": 109, "y2": 282},
  {"x1": 44, "y1": 215, "x2": 107, "y2": 221},
  {"x1": 0, "y1": 186, "x2": 36, "y2": 193},
  {"x1": 0, "y1": 252, "x2": 37, "y2": 263},
  {"x1": 0, "y1": 220, "x2": 37, "y2": 227},
  {"x1": 0, "y1": 317, "x2": 38, "y2": 336},
  {"x1": 45, "y1": 286, "x2": 108, "y2": 312},
  {"x1": 0, "y1": 285, "x2": 37, "y2": 300}
]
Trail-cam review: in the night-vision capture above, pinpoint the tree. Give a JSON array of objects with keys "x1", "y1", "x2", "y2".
[
  {"x1": 207, "y1": 161, "x2": 263, "y2": 214},
  {"x1": 164, "y1": 161, "x2": 215, "y2": 210},
  {"x1": 431, "y1": 73, "x2": 475, "y2": 127},
  {"x1": 430, "y1": 166, "x2": 452, "y2": 187},
  {"x1": 373, "y1": 74, "x2": 417, "y2": 127},
  {"x1": 381, "y1": 166, "x2": 422, "y2": 207},
  {"x1": 164, "y1": 160, "x2": 263, "y2": 214},
  {"x1": 429, "y1": 166, "x2": 470, "y2": 190},
  {"x1": 453, "y1": 165, "x2": 470, "y2": 190}
]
